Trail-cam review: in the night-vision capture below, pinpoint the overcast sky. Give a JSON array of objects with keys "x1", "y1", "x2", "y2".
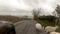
[{"x1": 0, "y1": 0, "x2": 60, "y2": 17}]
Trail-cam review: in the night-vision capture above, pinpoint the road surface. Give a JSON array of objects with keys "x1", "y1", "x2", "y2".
[
  {"x1": 14, "y1": 20, "x2": 37, "y2": 34},
  {"x1": 14, "y1": 20, "x2": 47, "y2": 34}
]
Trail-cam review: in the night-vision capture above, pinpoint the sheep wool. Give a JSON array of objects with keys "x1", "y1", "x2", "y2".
[
  {"x1": 50, "y1": 32, "x2": 60, "y2": 34},
  {"x1": 45, "y1": 26, "x2": 59, "y2": 32},
  {"x1": 36, "y1": 23, "x2": 42, "y2": 30}
]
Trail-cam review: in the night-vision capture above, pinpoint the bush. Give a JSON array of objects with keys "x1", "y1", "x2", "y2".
[
  {"x1": 37, "y1": 15, "x2": 57, "y2": 26},
  {"x1": 38, "y1": 15, "x2": 57, "y2": 21}
]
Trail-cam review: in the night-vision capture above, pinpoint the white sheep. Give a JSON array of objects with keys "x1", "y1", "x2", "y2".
[
  {"x1": 36, "y1": 23, "x2": 47, "y2": 34},
  {"x1": 36, "y1": 23, "x2": 43, "y2": 30},
  {"x1": 50, "y1": 32, "x2": 60, "y2": 34},
  {"x1": 45, "y1": 26, "x2": 59, "y2": 32}
]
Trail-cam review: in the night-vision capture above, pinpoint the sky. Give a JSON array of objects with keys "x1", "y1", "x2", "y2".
[{"x1": 0, "y1": 0, "x2": 60, "y2": 17}]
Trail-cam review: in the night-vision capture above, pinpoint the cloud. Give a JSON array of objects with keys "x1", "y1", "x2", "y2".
[{"x1": 0, "y1": 0, "x2": 59, "y2": 16}]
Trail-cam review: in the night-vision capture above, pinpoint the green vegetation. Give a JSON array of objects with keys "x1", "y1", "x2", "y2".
[
  {"x1": 38, "y1": 15, "x2": 57, "y2": 20},
  {"x1": 38, "y1": 15, "x2": 57, "y2": 24},
  {"x1": 35, "y1": 15, "x2": 56, "y2": 26}
]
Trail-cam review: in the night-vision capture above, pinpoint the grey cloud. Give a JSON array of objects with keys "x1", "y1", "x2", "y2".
[{"x1": 0, "y1": 0, "x2": 60, "y2": 17}]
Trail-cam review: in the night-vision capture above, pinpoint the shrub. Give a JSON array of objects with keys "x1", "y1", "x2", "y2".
[{"x1": 38, "y1": 15, "x2": 57, "y2": 21}]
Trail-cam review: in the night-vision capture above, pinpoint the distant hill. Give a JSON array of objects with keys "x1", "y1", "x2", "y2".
[{"x1": 0, "y1": 15, "x2": 22, "y2": 23}]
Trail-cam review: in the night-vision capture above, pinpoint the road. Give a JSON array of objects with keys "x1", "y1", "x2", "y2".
[{"x1": 14, "y1": 20, "x2": 37, "y2": 34}]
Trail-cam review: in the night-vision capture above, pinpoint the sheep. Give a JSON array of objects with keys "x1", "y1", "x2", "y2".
[
  {"x1": 36, "y1": 23, "x2": 47, "y2": 34},
  {"x1": 0, "y1": 21, "x2": 16, "y2": 34},
  {"x1": 50, "y1": 32, "x2": 60, "y2": 34},
  {"x1": 45, "y1": 26, "x2": 59, "y2": 33},
  {"x1": 36, "y1": 23, "x2": 43, "y2": 30}
]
